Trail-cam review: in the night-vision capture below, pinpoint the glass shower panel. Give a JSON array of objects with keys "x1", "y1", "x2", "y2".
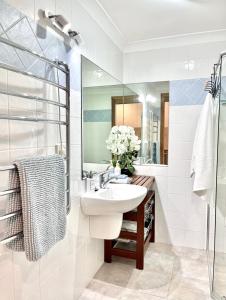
[{"x1": 212, "y1": 56, "x2": 226, "y2": 300}]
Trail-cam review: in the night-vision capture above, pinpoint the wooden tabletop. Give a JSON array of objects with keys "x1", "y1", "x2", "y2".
[{"x1": 131, "y1": 175, "x2": 155, "y2": 190}]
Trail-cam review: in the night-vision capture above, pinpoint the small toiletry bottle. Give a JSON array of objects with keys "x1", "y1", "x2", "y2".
[{"x1": 114, "y1": 161, "x2": 121, "y2": 176}]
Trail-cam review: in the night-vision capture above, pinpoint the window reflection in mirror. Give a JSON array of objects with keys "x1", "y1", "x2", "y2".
[{"x1": 82, "y1": 56, "x2": 169, "y2": 174}]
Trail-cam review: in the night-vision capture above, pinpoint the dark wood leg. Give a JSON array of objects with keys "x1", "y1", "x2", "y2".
[
  {"x1": 150, "y1": 198, "x2": 155, "y2": 243},
  {"x1": 136, "y1": 203, "x2": 144, "y2": 270},
  {"x1": 104, "y1": 240, "x2": 112, "y2": 263}
]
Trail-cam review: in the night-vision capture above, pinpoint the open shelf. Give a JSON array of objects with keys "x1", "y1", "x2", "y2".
[{"x1": 104, "y1": 175, "x2": 155, "y2": 270}]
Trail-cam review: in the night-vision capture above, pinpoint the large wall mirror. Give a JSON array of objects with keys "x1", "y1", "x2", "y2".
[{"x1": 82, "y1": 56, "x2": 169, "y2": 175}]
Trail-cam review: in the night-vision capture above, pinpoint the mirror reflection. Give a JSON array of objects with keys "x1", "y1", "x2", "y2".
[{"x1": 82, "y1": 56, "x2": 169, "y2": 174}]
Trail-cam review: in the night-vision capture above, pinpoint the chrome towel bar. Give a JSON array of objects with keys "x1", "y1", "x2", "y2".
[
  {"x1": 0, "y1": 165, "x2": 15, "y2": 171},
  {"x1": 0, "y1": 36, "x2": 68, "y2": 74},
  {"x1": 0, "y1": 62, "x2": 68, "y2": 91},
  {"x1": 0, "y1": 114, "x2": 68, "y2": 125},
  {"x1": 0, "y1": 210, "x2": 22, "y2": 221},
  {"x1": 0, "y1": 36, "x2": 71, "y2": 245},
  {"x1": 0, "y1": 188, "x2": 20, "y2": 196},
  {"x1": 0, "y1": 89, "x2": 68, "y2": 108},
  {"x1": 0, "y1": 232, "x2": 23, "y2": 245}
]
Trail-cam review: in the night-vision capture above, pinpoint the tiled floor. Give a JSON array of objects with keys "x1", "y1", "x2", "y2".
[
  {"x1": 79, "y1": 243, "x2": 212, "y2": 300},
  {"x1": 213, "y1": 252, "x2": 226, "y2": 297}
]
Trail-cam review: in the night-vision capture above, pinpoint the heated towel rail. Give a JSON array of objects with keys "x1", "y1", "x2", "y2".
[{"x1": 0, "y1": 36, "x2": 70, "y2": 244}]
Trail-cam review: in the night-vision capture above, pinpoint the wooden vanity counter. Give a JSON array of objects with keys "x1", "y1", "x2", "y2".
[{"x1": 104, "y1": 175, "x2": 155, "y2": 270}]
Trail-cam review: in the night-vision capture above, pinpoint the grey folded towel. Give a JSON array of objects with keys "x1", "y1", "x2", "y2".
[{"x1": 6, "y1": 155, "x2": 66, "y2": 261}]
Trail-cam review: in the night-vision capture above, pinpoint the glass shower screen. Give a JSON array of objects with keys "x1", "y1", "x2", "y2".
[{"x1": 211, "y1": 55, "x2": 226, "y2": 300}]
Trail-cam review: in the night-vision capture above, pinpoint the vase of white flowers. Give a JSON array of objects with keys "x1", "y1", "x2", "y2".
[{"x1": 106, "y1": 125, "x2": 141, "y2": 176}]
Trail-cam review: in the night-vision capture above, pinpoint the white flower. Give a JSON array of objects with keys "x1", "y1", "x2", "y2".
[{"x1": 106, "y1": 125, "x2": 141, "y2": 155}]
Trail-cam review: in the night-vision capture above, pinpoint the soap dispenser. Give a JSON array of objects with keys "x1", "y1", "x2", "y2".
[{"x1": 114, "y1": 161, "x2": 121, "y2": 176}]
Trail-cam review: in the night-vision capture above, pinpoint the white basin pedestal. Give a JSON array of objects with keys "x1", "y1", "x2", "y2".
[{"x1": 81, "y1": 184, "x2": 147, "y2": 239}]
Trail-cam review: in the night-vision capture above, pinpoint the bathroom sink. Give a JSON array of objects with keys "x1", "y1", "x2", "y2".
[{"x1": 81, "y1": 184, "x2": 147, "y2": 239}]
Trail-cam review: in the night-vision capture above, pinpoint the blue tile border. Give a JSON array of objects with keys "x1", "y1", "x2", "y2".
[
  {"x1": 84, "y1": 109, "x2": 112, "y2": 122},
  {"x1": 170, "y1": 78, "x2": 208, "y2": 106}
]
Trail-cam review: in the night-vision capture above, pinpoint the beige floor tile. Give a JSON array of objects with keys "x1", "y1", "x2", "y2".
[
  {"x1": 86, "y1": 279, "x2": 124, "y2": 299},
  {"x1": 168, "y1": 286, "x2": 212, "y2": 300},
  {"x1": 120, "y1": 288, "x2": 165, "y2": 300},
  {"x1": 173, "y1": 257, "x2": 209, "y2": 281},
  {"x1": 94, "y1": 262, "x2": 135, "y2": 288},
  {"x1": 79, "y1": 288, "x2": 116, "y2": 300},
  {"x1": 79, "y1": 243, "x2": 212, "y2": 300},
  {"x1": 171, "y1": 246, "x2": 207, "y2": 262},
  {"x1": 170, "y1": 274, "x2": 210, "y2": 296},
  {"x1": 144, "y1": 250, "x2": 175, "y2": 274},
  {"x1": 127, "y1": 268, "x2": 172, "y2": 298}
]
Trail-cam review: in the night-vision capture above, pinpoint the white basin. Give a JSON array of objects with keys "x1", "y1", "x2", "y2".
[{"x1": 81, "y1": 184, "x2": 147, "y2": 239}]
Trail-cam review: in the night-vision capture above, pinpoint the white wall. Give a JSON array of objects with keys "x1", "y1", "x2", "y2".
[
  {"x1": 124, "y1": 40, "x2": 226, "y2": 83},
  {"x1": 123, "y1": 41, "x2": 226, "y2": 250},
  {"x1": 135, "y1": 107, "x2": 207, "y2": 249},
  {"x1": 1, "y1": 3, "x2": 226, "y2": 300},
  {"x1": 0, "y1": 1, "x2": 123, "y2": 300}
]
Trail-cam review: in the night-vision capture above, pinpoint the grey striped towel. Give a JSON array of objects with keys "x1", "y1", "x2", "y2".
[{"x1": 6, "y1": 155, "x2": 66, "y2": 261}]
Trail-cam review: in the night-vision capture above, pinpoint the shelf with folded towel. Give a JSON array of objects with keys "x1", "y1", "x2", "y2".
[{"x1": 104, "y1": 175, "x2": 155, "y2": 270}]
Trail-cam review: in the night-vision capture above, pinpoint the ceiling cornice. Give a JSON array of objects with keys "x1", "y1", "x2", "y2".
[
  {"x1": 124, "y1": 29, "x2": 226, "y2": 53},
  {"x1": 78, "y1": 1, "x2": 226, "y2": 54}
]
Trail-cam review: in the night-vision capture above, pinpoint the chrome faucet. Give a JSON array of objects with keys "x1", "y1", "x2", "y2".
[{"x1": 99, "y1": 170, "x2": 118, "y2": 189}]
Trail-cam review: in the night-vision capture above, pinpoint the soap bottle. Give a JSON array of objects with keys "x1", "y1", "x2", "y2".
[{"x1": 114, "y1": 161, "x2": 121, "y2": 176}]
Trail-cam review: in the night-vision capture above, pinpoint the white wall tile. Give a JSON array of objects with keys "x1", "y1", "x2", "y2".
[
  {"x1": 70, "y1": 117, "x2": 81, "y2": 146},
  {"x1": 124, "y1": 41, "x2": 226, "y2": 83},
  {"x1": 6, "y1": 0, "x2": 35, "y2": 19},
  {"x1": 9, "y1": 120, "x2": 37, "y2": 149},
  {"x1": 0, "y1": 69, "x2": 8, "y2": 114},
  {"x1": 0, "y1": 273, "x2": 14, "y2": 300},
  {"x1": 184, "y1": 230, "x2": 206, "y2": 249},
  {"x1": 138, "y1": 100, "x2": 206, "y2": 250},
  {"x1": 0, "y1": 120, "x2": 9, "y2": 150},
  {"x1": 13, "y1": 252, "x2": 40, "y2": 300}
]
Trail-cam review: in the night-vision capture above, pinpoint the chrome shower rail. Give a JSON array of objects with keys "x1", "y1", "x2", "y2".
[
  {"x1": 0, "y1": 37, "x2": 71, "y2": 245},
  {"x1": 205, "y1": 51, "x2": 226, "y2": 96}
]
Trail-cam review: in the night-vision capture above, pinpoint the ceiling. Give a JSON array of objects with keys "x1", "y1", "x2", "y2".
[{"x1": 96, "y1": 0, "x2": 226, "y2": 44}]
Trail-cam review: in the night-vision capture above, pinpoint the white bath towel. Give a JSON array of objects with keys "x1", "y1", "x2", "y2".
[
  {"x1": 190, "y1": 93, "x2": 219, "y2": 201},
  {"x1": 7, "y1": 155, "x2": 66, "y2": 261}
]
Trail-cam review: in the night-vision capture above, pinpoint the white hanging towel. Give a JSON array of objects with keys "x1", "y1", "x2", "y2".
[{"x1": 190, "y1": 93, "x2": 218, "y2": 200}]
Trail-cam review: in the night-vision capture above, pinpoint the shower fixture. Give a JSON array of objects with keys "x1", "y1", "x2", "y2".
[{"x1": 43, "y1": 10, "x2": 83, "y2": 45}]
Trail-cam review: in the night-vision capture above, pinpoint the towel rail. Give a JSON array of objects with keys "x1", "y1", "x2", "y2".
[
  {"x1": 0, "y1": 36, "x2": 68, "y2": 74},
  {"x1": 0, "y1": 232, "x2": 23, "y2": 244},
  {"x1": 0, "y1": 89, "x2": 68, "y2": 108},
  {"x1": 0, "y1": 115, "x2": 68, "y2": 125},
  {"x1": 0, "y1": 210, "x2": 22, "y2": 221},
  {"x1": 0, "y1": 160, "x2": 69, "y2": 172},
  {"x1": 0, "y1": 187, "x2": 70, "y2": 198},
  {"x1": 0, "y1": 38, "x2": 71, "y2": 246},
  {"x1": 0, "y1": 165, "x2": 15, "y2": 171},
  {"x1": 0, "y1": 188, "x2": 20, "y2": 196},
  {"x1": 0, "y1": 62, "x2": 68, "y2": 91}
]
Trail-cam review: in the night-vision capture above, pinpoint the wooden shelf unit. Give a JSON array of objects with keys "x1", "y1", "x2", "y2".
[{"x1": 104, "y1": 175, "x2": 155, "y2": 270}]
